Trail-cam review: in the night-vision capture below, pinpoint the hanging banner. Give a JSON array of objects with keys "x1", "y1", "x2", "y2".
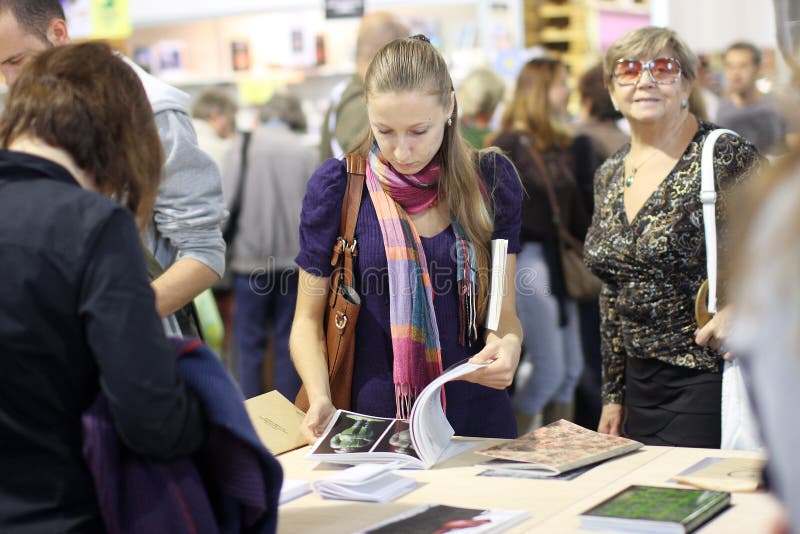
[
  {"x1": 90, "y1": 0, "x2": 131, "y2": 39},
  {"x1": 325, "y1": 0, "x2": 364, "y2": 19},
  {"x1": 61, "y1": 0, "x2": 91, "y2": 38},
  {"x1": 62, "y1": 0, "x2": 130, "y2": 39}
]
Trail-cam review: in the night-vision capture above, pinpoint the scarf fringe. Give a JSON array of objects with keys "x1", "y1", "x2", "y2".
[{"x1": 395, "y1": 383, "x2": 419, "y2": 420}]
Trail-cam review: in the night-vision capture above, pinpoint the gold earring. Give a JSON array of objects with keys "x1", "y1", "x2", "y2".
[{"x1": 447, "y1": 118, "x2": 453, "y2": 127}]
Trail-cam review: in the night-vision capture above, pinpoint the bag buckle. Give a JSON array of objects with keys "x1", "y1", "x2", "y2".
[
  {"x1": 334, "y1": 311, "x2": 348, "y2": 330},
  {"x1": 700, "y1": 190, "x2": 717, "y2": 204},
  {"x1": 336, "y1": 236, "x2": 357, "y2": 253}
]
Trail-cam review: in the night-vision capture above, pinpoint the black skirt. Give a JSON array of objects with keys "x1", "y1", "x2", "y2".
[{"x1": 624, "y1": 357, "x2": 722, "y2": 448}]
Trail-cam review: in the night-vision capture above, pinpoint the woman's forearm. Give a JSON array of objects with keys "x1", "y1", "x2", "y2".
[{"x1": 289, "y1": 315, "x2": 332, "y2": 402}]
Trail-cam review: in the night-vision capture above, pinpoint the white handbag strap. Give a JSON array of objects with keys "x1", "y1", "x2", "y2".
[{"x1": 701, "y1": 128, "x2": 738, "y2": 314}]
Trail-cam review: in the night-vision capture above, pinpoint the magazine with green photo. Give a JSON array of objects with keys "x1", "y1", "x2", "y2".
[{"x1": 579, "y1": 485, "x2": 731, "y2": 533}]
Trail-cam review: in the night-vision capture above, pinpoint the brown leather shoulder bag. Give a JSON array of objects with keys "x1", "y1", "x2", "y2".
[{"x1": 295, "y1": 154, "x2": 365, "y2": 411}]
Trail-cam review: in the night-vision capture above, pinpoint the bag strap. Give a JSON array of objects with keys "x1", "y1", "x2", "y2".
[
  {"x1": 326, "y1": 82, "x2": 364, "y2": 159},
  {"x1": 331, "y1": 154, "x2": 366, "y2": 289},
  {"x1": 700, "y1": 128, "x2": 738, "y2": 314},
  {"x1": 222, "y1": 130, "x2": 252, "y2": 246},
  {"x1": 522, "y1": 136, "x2": 583, "y2": 251}
]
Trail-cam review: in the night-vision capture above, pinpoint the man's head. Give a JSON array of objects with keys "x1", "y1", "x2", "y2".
[
  {"x1": 0, "y1": 41, "x2": 163, "y2": 222},
  {"x1": 724, "y1": 41, "x2": 761, "y2": 96},
  {"x1": 191, "y1": 90, "x2": 238, "y2": 139},
  {"x1": 355, "y1": 12, "x2": 409, "y2": 78},
  {"x1": 259, "y1": 93, "x2": 307, "y2": 133},
  {"x1": 0, "y1": 0, "x2": 68, "y2": 86}
]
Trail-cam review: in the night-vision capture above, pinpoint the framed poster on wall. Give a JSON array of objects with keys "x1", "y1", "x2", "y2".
[{"x1": 325, "y1": 0, "x2": 364, "y2": 19}]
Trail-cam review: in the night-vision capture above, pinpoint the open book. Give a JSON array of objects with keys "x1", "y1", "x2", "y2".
[
  {"x1": 476, "y1": 419, "x2": 643, "y2": 476},
  {"x1": 306, "y1": 359, "x2": 488, "y2": 469}
]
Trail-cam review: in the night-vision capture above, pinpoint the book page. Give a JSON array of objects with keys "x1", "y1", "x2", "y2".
[
  {"x1": 307, "y1": 410, "x2": 422, "y2": 467},
  {"x1": 409, "y1": 359, "x2": 491, "y2": 466}
]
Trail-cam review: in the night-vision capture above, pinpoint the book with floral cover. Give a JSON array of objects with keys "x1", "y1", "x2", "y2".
[{"x1": 475, "y1": 419, "x2": 643, "y2": 476}]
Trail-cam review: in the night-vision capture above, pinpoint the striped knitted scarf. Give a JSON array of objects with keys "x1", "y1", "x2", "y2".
[{"x1": 366, "y1": 144, "x2": 478, "y2": 419}]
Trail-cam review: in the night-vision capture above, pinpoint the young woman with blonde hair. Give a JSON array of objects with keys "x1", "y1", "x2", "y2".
[{"x1": 291, "y1": 35, "x2": 524, "y2": 442}]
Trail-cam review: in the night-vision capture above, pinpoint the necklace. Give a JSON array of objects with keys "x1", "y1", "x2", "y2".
[
  {"x1": 625, "y1": 114, "x2": 692, "y2": 188},
  {"x1": 624, "y1": 149, "x2": 660, "y2": 187}
]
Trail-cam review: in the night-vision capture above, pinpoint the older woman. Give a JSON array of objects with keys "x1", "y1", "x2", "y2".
[{"x1": 585, "y1": 27, "x2": 759, "y2": 447}]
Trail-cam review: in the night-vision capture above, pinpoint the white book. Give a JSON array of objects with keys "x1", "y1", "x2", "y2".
[
  {"x1": 358, "y1": 504, "x2": 530, "y2": 534},
  {"x1": 312, "y1": 462, "x2": 416, "y2": 503},
  {"x1": 279, "y1": 479, "x2": 311, "y2": 505},
  {"x1": 485, "y1": 239, "x2": 508, "y2": 331},
  {"x1": 306, "y1": 359, "x2": 487, "y2": 469}
]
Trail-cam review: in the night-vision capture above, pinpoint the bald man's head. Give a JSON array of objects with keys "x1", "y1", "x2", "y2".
[{"x1": 355, "y1": 12, "x2": 409, "y2": 77}]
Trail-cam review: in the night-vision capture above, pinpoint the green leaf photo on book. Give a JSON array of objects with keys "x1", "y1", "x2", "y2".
[{"x1": 579, "y1": 485, "x2": 731, "y2": 533}]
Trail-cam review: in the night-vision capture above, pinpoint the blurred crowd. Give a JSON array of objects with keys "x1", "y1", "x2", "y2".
[{"x1": 3, "y1": 0, "x2": 800, "y2": 532}]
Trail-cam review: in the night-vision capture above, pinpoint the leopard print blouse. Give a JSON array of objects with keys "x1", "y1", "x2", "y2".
[{"x1": 585, "y1": 119, "x2": 760, "y2": 404}]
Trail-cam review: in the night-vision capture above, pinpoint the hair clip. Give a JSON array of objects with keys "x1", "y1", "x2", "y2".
[{"x1": 410, "y1": 34, "x2": 431, "y2": 44}]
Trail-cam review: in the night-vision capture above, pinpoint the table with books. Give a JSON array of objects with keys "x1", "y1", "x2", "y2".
[{"x1": 276, "y1": 438, "x2": 780, "y2": 533}]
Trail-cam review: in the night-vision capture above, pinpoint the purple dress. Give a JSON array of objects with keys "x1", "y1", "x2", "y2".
[{"x1": 296, "y1": 153, "x2": 522, "y2": 438}]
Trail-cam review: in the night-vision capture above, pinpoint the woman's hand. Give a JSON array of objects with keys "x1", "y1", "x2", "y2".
[
  {"x1": 300, "y1": 396, "x2": 336, "y2": 445},
  {"x1": 695, "y1": 306, "x2": 733, "y2": 361},
  {"x1": 463, "y1": 336, "x2": 521, "y2": 389},
  {"x1": 462, "y1": 254, "x2": 523, "y2": 389},
  {"x1": 598, "y1": 403, "x2": 624, "y2": 436}
]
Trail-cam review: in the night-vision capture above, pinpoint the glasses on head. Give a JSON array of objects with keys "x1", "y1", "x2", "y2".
[{"x1": 613, "y1": 57, "x2": 682, "y2": 86}]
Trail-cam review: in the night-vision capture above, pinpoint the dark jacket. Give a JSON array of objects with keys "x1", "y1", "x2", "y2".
[
  {"x1": 491, "y1": 130, "x2": 593, "y2": 302},
  {"x1": 492, "y1": 130, "x2": 591, "y2": 244},
  {"x1": 0, "y1": 150, "x2": 204, "y2": 532},
  {"x1": 82, "y1": 338, "x2": 283, "y2": 533}
]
